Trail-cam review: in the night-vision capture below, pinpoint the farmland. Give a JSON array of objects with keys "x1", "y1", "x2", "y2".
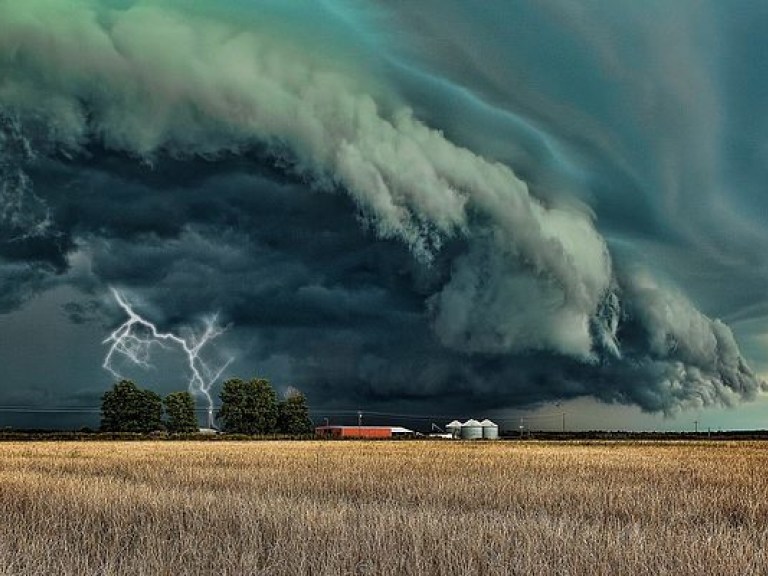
[{"x1": 0, "y1": 440, "x2": 766, "y2": 575}]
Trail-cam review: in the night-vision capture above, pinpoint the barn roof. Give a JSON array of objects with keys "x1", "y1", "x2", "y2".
[{"x1": 316, "y1": 425, "x2": 410, "y2": 431}]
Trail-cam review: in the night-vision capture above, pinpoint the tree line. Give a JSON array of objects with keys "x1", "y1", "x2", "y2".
[{"x1": 100, "y1": 378, "x2": 313, "y2": 435}]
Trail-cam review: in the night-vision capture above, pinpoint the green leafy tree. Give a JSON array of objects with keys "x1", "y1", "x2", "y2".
[
  {"x1": 164, "y1": 391, "x2": 198, "y2": 433},
  {"x1": 278, "y1": 390, "x2": 313, "y2": 435},
  {"x1": 217, "y1": 377, "x2": 278, "y2": 434},
  {"x1": 216, "y1": 378, "x2": 248, "y2": 433},
  {"x1": 100, "y1": 380, "x2": 163, "y2": 433}
]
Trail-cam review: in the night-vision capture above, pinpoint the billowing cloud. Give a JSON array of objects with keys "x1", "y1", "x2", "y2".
[{"x1": 0, "y1": 0, "x2": 765, "y2": 419}]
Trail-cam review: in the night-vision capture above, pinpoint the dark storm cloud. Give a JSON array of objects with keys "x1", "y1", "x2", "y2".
[{"x1": 0, "y1": 0, "x2": 765, "y2": 419}]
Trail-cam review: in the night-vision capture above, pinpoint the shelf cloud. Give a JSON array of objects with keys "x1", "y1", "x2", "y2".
[{"x1": 0, "y1": 0, "x2": 766, "y2": 417}]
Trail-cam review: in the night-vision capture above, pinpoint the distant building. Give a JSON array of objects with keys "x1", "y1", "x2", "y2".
[
  {"x1": 480, "y1": 419, "x2": 499, "y2": 440},
  {"x1": 445, "y1": 420, "x2": 463, "y2": 439},
  {"x1": 442, "y1": 419, "x2": 499, "y2": 440},
  {"x1": 460, "y1": 419, "x2": 484, "y2": 440},
  {"x1": 315, "y1": 425, "x2": 414, "y2": 439}
]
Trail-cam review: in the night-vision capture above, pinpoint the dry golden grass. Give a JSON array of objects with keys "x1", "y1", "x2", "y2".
[{"x1": 0, "y1": 440, "x2": 766, "y2": 575}]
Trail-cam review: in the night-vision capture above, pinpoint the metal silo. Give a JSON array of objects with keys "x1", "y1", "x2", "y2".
[
  {"x1": 461, "y1": 419, "x2": 483, "y2": 440},
  {"x1": 480, "y1": 419, "x2": 499, "y2": 440},
  {"x1": 445, "y1": 420, "x2": 462, "y2": 439}
]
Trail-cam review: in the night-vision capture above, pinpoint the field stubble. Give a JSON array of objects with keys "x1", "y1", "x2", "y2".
[{"x1": 0, "y1": 440, "x2": 766, "y2": 575}]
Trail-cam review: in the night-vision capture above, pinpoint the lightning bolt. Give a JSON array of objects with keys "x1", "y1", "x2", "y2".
[{"x1": 102, "y1": 287, "x2": 233, "y2": 429}]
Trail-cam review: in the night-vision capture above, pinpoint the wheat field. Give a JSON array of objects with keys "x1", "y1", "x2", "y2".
[{"x1": 0, "y1": 440, "x2": 766, "y2": 575}]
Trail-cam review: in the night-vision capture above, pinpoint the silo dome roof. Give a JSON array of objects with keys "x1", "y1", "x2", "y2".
[
  {"x1": 462, "y1": 419, "x2": 481, "y2": 427},
  {"x1": 446, "y1": 420, "x2": 462, "y2": 428},
  {"x1": 480, "y1": 419, "x2": 498, "y2": 427}
]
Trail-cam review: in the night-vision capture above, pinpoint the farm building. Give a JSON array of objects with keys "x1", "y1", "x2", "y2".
[
  {"x1": 480, "y1": 419, "x2": 499, "y2": 439},
  {"x1": 445, "y1": 420, "x2": 463, "y2": 438},
  {"x1": 460, "y1": 419, "x2": 484, "y2": 440},
  {"x1": 315, "y1": 425, "x2": 414, "y2": 439},
  {"x1": 442, "y1": 419, "x2": 499, "y2": 440}
]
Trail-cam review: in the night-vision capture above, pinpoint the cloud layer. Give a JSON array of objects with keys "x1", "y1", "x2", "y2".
[{"x1": 0, "y1": 0, "x2": 765, "y2": 416}]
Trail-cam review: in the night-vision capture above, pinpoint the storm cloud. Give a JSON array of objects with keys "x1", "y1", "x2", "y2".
[{"x1": 0, "y1": 0, "x2": 766, "y2": 420}]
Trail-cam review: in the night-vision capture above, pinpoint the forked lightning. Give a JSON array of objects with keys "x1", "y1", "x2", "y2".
[{"x1": 102, "y1": 287, "x2": 232, "y2": 428}]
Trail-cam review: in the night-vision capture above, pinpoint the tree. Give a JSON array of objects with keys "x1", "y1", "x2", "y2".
[
  {"x1": 278, "y1": 390, "x2": 313, "y2": 435},
  {"x1": 164, "y1": 391, "x2": 198, "y2": 433},
  {"x1": 100, "y1": 380, "x2": 163, "y2": 433},
  {"x1": 217, "y1": 377, "x2": 278, "y2": 434}
]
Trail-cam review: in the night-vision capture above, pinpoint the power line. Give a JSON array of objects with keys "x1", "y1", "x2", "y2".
[{"x1": 0, "y1": 405, "x2": 569, "y2": 428}]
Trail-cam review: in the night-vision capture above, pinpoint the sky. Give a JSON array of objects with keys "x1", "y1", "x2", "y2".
[{"x1": 1, "y1": 0, "x2": 768, "y2": 431}]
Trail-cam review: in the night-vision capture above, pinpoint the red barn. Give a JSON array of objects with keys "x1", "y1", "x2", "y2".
[{"x1": 315, "y1": 426, "x2": 413, "y2": 439}]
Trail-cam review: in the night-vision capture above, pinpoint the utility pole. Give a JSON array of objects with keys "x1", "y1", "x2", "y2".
[
  {"x1": 519, "y1": 417, "x2": 524, "y2": 438},
  {"x1": 694, "y1": 420, "x2": 699, "y2": 434},
  {"x1": 358, "y1": 410, "x2": 363, "y2": 436},
  {"x1": 562, "y1": 412, "x2": 566, "y2": 433},
  {"x1": 208, "y1": 406, "x2": 214, "y2": 430}
]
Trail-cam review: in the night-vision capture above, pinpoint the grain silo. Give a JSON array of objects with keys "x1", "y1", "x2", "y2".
[
  {"x1": 460, "y1": 419, "x2": 483, "y2": 440},
  {"x1": 445, "y1": 420, "x2": 462, "y2": 439},
  {"x1": 480, "y1": 419, "x2": 499, "y2": 440}
]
